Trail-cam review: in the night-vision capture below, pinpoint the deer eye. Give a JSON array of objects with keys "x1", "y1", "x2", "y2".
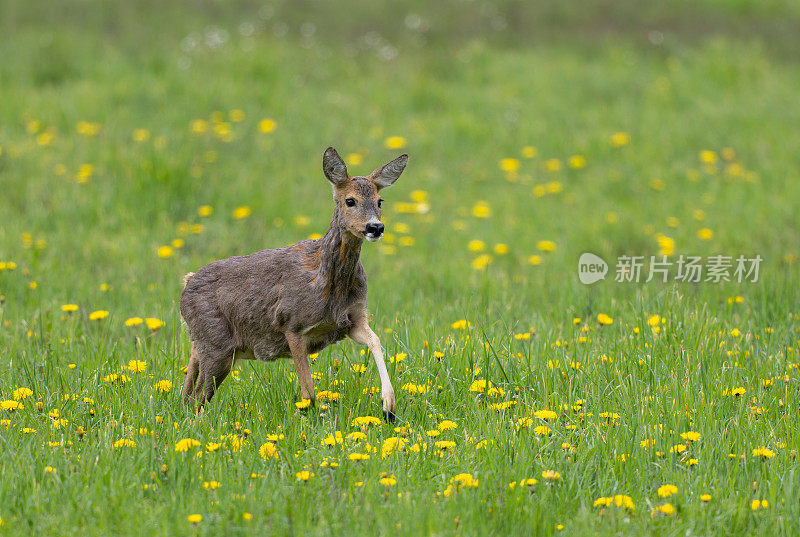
[
  {"x1": 378, "y1": 198, "x2": 383, "y2": 208},
  {"x1": 345, "y1": 198, "x2": 356, "y2": 207}
]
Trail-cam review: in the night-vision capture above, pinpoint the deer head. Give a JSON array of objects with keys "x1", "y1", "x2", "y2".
[{"x1": 323, "y1": 147, "x2": 408, "y2": 242}]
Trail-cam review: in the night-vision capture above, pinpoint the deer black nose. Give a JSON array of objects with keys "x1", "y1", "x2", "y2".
[{"x1": 365, "y1": 222, "x2": 384, "y2": 236}]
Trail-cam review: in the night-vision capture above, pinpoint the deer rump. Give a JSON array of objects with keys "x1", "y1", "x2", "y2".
[{"x1": 180, "y1": 238, "x2": 367, "y2": 362}]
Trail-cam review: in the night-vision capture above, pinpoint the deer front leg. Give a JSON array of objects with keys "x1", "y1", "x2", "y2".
[
  {"x1": 286, "y1": 333, "x2": 316, "y2": 404},
  {"x1": 349, "y1": 310, "x2": 396, "y2": 422}
]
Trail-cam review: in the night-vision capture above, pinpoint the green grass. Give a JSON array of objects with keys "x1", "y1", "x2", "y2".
[{"x1": 1, "y1": 1, "x2": 799, "y2": 535}]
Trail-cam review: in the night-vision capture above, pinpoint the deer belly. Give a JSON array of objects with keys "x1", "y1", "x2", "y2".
[{"x1": 304, "y1": 321, "x2": 351, "y2": 354}]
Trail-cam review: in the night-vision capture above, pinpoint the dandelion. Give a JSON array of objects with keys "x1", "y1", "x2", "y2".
[
  {"x1": 296, "y1": 471, "x2": 313, "y2": 481},
  {"x1": 669, "y1": 444, "x2": 687, "y2": 454},
  {"x1": 731, "y1": 387, "x2": 746, "y2": 397},
  {"x1": 186, "y1": 513, "x2": 202, "y2": 524},
  {"x1": 499, "y1": 158, "x2": 520, "y2": 173},
  {"x1": 1, "y1": 401, "x2": 23, "y2": 412},
  {"x1": 451, "y1": 319, "x2": 471, "y2": 330},
  {"x1": 145, "y1": 318, "x2": 164, "y2": 330},
  {"x1": 384, "y1": 136, "x2": 406, "y2": 149},
  {"x1": 700, "y1": 494, "x2": 712, "y2": 502},
  {"x1": 750, "y1": 499, "x2": 768, "y2": 511},
  {"x1": 175, "y1": 438, "x2": 201, "y2": 452},
  {"x1": 652, "y1": 503, "x2": 675, "y2": 516},
  {"x1": 471, "y1": 201, "x2": 491, "y2": 218},
  {"x1": 402, "y1": 383, "x2": 430, "y2": 394},
  {"x1": 125, "y1": 317, "x2": 143, "y2": 326},
  {"x1": 533, "y1": 426, "x2": 551, "y2": 436},
  {"x1": 157, "y1": 246, "x2": 173, "y2": 258},
  {"x1": 680, "y1": 431, "x2": 701, "y2": 442},
  {"x1": 103, "y1": 373, "x2": 130, "y2": 383},
  {"x1": 258, "y1": 118, "x2": 277, "y2": 133},
  {"x1": 537, "y1": 240, "x2": 556, "y2": 252},
  {"x1": 233, "y1": 206, "x2": 251, "y2": 219},
  {"x1": 451, "y1": 473, "x2": 479, "y2": 488},
  {"x1": 259, "y1": 442, "x2": 277, "y2": 459},
  {"x1": 114, "y1": 439, "x2": 136, "y2": 448},
  {"x1": 379, "y1": 475, "x2": 397, "y2": 486},
  {"x1": 657, "y1": 484, "x2": 678, "y2": 498},
  {"x1": 127, "y1": 360, "x2": 147, "y2": 372},
  {"x1": 610, "y1": 132, "x2": 631, "y2": 147},
  {"x1": 542, "y1": 470, "x2": 561, "y2": 481},
  {"x1": 469, "y1": 379, "x2": 493, "y2": 393},
  {"x1": 202, "y1": 481, "x2": 221, "y2": 490},
  {"x1": 471, "y1": 254, "x2": 493, "y2": 270},
  {"x1": 468, "y1": 239, "x2": 485, "y2": 252},
  {"x1": 752, "y1": 446, "x2": 776, "y2": 459},
  {"x1": 568, "y1": 155, "x2": 587, "y2": 169},
  {"x1": 295, "y1": 399, "x2": 312, "y2": 409},
  {"x1": 61, "y1": 304, "x2": 79, "y2": 313},
  {"x1": 534, "y1": 410, "x2": 557, "y2": 420},
  {"x1": 597, "y1": 313, "x2": 613, "y2": 325},
  {"x1": 89, "y1": 310, "x2": 109, "y2": 321},
  {"x1": 594, "y1": 494, "x2": 635, "y2": 511},
  {"x1": 438, "y1": 420, "x2": 457, "y2": 431},
  {"x1": 351, "y1": 416, "x2": 381, "y2": 427},
  {"x1": 155, "y1": 380, "x2": 172, "y2": 393},
  {"x1": 13, "y1": 387, "x2": 33, "y2": 400},
  {"x1": 698, "y1": 228, "x2": 714, "y2": 240}
]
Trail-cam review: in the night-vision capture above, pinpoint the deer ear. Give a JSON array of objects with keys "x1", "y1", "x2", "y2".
[
  {"x1": 372, "y1": 154, "x2": 408, "y2": 190},
  {"x1": 323, "y1": 147, "x2": 349, "y2": 186}
]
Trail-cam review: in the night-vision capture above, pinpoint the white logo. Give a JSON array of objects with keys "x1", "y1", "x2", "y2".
[{"x1": 578, "y1": 253, "x2": 608, "y2": 284}]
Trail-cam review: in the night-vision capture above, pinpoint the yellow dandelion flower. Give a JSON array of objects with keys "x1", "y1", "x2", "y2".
[
  {"x1": 468, "y1": 239, "x2": 486, "y2": 252},
  {"x1": 698, "y1": 228, "x2": 714, "y2": 240},
  {"x1": 157, "y1": 245, "x2": 173, "y2": 258},
  {"x1": 610, "y1": 132, "x2": 631, "y2": 147},
  {"x1": 657, "y1": 484, "x2": 678, "y2": 498},
  {"x1": 145, "y1": 318, "x2": 164, "y2": 330},
  {"x1": 127, "y1": 360, "x2": 147, "y2": 372},
  {"x1": 384, "y1": 136, "x2": 406, "y2": 150},
  {"x1": 233, "y1": 206, "x2": 251, "y2": 219},
  {"x1": 13, "y1": 387, "x2": 33, "y2": 400},
  {"x1": 499, "y1": 158, "x2": 520, "y2": 173},
  {"x1": 155, "y1": 380, "x2": 172, "y2": 393},
  {"x1": 537, "y1": 240, "x2": 556, "y2": 252},
  {"x1": 597, "y1": 313, "x2": 613, "y2": 325},
  {"x1": 258, "y1": 118, "x2": 277, "y2": 133},
  {"x1": 89, "y1": 310, "x2": 109, "y2": 321},
  {"x1": 175, "y1": 438, "x2": 201, "y2": 452}
]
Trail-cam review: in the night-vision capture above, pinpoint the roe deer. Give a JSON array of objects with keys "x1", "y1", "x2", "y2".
[{"x1": 180, "y1": 147, "x2": 408, "y2": 421}]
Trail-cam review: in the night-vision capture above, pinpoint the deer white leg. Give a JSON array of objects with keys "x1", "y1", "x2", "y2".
[{"x1": 349, "y1": 313, "x2": 395, "y2": 416}]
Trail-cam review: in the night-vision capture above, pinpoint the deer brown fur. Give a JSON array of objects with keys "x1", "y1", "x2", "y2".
[{"x1": 180, "y1": 147, "x2": 408, "y2": 420}]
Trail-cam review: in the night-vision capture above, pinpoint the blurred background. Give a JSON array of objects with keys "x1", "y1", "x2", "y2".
[{"x1": 1, "y1": 0, "x2": 798, "y2": 328}]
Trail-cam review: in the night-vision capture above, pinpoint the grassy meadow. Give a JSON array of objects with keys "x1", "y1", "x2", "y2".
[{"x1": 1, "y1": 1, "x2": 799, "y2": 535}]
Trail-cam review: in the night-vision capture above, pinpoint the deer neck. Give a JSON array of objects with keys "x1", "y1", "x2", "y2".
[{"x1": 318, "y1": 205, "x2": 363, "y2": 303}]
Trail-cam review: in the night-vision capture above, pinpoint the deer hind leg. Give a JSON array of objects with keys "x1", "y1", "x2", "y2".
[
  {"x1": 181, "y1": 343, "x2": 201, "y2": 405},
  {"x1": 201, "y1": 347, "x2": 235, "y2": 404}
]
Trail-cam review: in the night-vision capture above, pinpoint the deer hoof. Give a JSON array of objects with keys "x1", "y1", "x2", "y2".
[{"x1": 382, "y1": 410, "x2": 397, "y2": 423}]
